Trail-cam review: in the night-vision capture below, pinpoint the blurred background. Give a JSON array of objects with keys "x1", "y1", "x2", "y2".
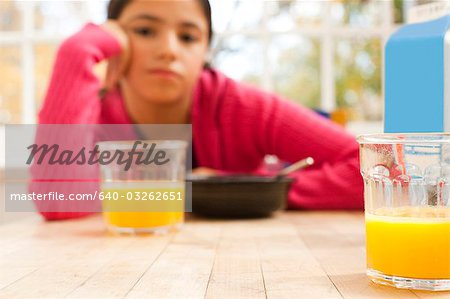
[{"x1": 0, "y1": 0, "x2": 435, "y2": 132}]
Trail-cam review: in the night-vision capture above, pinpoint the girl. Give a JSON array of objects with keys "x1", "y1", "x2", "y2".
[{"x1": 37, "y1": 0, "x2": 363, "y2": 220}]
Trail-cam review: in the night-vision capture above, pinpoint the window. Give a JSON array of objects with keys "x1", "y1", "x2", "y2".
[
  {"x1": 210, "y1": 0, "x2": 406, "y2": 121},
  {"x1": 0, "y1": 0, "x2": 107, "y2": 124},
  {"x1": 0, "y1": 0, "x2": 409, "y2": 124}
]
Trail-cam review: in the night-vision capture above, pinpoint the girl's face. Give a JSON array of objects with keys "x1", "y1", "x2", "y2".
[{"x1": 118, "y1": 0, "x2": 209, "y2": 104}]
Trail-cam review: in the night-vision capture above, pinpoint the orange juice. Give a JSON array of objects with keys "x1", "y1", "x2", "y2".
[
  {"x1": 103, "y1": 211, "x2": 184, "y2": 229},
  {"x1": 366, "y1": 206, "x2": 450, "y2": 279},
  {"x1": 101, "y1": 181, "x2": 185, "y2": 231}
]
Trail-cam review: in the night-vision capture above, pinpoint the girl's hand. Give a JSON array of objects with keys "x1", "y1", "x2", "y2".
[
  {"x1": 99, "y1": 20, "x2": 130, "y2": 96},
  {"x1": 191, "y1": 167, "x2": 219, "y2": 176}
]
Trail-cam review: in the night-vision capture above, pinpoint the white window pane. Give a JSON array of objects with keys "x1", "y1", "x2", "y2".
[
  {"x1": 335, "y1": 38, "x2": 382, "y2": 121},
  {"x1": 210, "y1": 0, "x2": 264, "y2": 33},
  {"x1": 267, "y1": 0, "x2": 325, "y2": 31},
  {"x1": 269, "y1": 35, "x2": 321, "y2": 108},
  {"x1": 0, "y1": 0, "x2": 21, "y2": 31},
  {"x1": 85, "y1": 1, "x2": 108, "y2": 24},
  {"x1": 35, "y1": 43, "x2": 57, "y2": 111},
  {"x1": 0, "y1": 46, "x2": 21, "y2": 123},
  {"x1": 212, "y1": 35, "x2": 263, "y2": 86},
  {"x1": 331, "y1": 0, "x2": 384, "y2": 27},
  {"x1": 34, "y1": 1, "x2": 88, "y2": 35}
]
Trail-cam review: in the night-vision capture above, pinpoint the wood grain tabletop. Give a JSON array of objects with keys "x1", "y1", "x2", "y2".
[{"x1": 0, "y1": 211, "x2": 448, "y2": 299}]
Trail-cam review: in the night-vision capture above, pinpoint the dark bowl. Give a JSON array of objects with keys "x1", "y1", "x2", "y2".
[{"x1": 187, "y1": 175, "x2": 294, "y2": 218}]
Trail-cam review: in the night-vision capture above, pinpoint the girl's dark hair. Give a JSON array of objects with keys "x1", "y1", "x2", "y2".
[{"x1": 107, "y1": 0, "x2": 213, "y2": 43}]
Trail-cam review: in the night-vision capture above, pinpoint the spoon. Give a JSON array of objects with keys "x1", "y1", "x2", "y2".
[
  {"x1": 275, "y1": 157, "x2": 314, "y2": 180},
  {"x1": 189, "y1": 156, "x2": 314, "y2": 181}
]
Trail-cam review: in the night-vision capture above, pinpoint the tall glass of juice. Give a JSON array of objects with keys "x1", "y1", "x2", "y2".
[
  {"x1": 97, "y1": 140, "x2": 187, "y2": 234},
  {"x1": 358, "y1": 134, "x2": 450, "y2": 291}
]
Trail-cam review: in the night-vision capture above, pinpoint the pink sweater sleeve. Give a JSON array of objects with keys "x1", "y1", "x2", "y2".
[
  {"x1": 33, "y1": 24, "x2": 122, "y2": 221},
  {"x1": 262, "y1": 97, "x2": 364, "y2": 210},
  {"x1": 39, "y1": 23, "x2": 122, "y2": 124},
  {"x1": 196, "y1": 70, "x2": 363, "y2": 210}
]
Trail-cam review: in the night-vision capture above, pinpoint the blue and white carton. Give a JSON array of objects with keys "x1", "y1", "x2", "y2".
[{"x1": 385, "y1": 14, "x2": 450, "y2": 133}]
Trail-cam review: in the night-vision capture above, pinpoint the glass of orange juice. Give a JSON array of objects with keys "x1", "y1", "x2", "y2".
[
  {"x1": 359, "y1": 134, "x2": 450, "y2": 291},
  {"x1": 97, "y1": 140, "x2": 187, "y2": 234}
]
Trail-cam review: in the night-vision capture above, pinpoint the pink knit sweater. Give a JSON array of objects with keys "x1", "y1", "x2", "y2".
[{"x1": 37, "y1": 23, "x2": 363, "y2": 220}]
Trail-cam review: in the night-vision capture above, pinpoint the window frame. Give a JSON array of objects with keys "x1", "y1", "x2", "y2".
[{"x1": 0, "y1": 1, "x2": 97, "y2": 123}]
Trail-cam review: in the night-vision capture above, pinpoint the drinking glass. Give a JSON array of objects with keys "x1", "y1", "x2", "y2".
[
  {"x1": 97, "y1": 140, "x2": 187, "y2": 234},
  {"x1": 358, "y1": 134, "x2": 450, "y2": 291}
]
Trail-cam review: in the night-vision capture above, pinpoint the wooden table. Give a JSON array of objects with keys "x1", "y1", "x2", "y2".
[{"x1": 0, "y1": 211, "x2": 448, "y2": 299}]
